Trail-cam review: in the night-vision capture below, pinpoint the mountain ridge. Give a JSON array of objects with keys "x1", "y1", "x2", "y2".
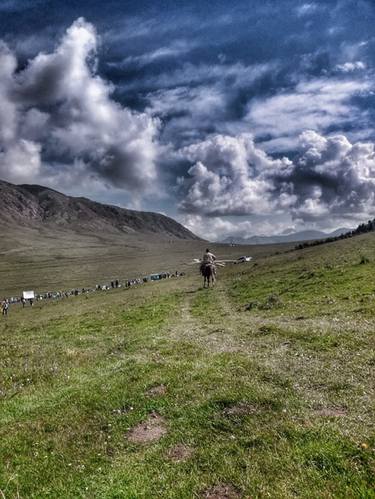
[{"x1": 0, "y1": 179, "x2": 200, "y2": 240}]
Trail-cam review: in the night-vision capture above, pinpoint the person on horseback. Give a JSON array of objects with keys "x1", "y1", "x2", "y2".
[
  {"x1": 200, "y1": 249, "x2": 217, "y2": 287},
  {"x1": 200, "y1": 248, "x2": 216, "y2": 274}
]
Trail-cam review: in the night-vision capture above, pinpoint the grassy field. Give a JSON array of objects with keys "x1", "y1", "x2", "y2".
[
  {"x1": 0, "y1": 225, "x2": 288, "y2": 297},
  {"x1": 0, "y1": 233, "x2": 374, "y2": 498}
]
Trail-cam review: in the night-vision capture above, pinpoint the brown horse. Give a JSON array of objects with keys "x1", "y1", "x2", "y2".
[{"x1": 201, "y1": 263, "x2": 216, "y2": 288}]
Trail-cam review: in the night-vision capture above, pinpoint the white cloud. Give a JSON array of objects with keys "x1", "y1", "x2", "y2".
[
  {"x1": 180, "y1": 214, "x2": 253, "y2": 241},
  {"x1": 146, "y1": 85, "x2": 224, "y2": 119},
  {"x1": 246, "y1": 77, "x2": 371, "y2": 148},
  {"x1": 296, "y1": 3, "x2": 319, "y2": 17},
  {"x1": 0, "y1": 140, "x2": 42, "y2": 183},
  {"x1": 112, "y1": 40, "x2": 196, "y2": 68},
  {"x1": 178, "y1": 131, "x2": 375, "y2": 225},
  {"x1": 122, "y1": 60, "x2": 279, "y2": 149},
  {"x1": 179, "y1": 213, "x2": 304, "y2": 242},
  {"x1": 335, "y1": 61, "x2": 366, "y2": 73},
  {"x1": 122, "y1": 61, "x2": 275, "y2": 93},
  {"x1": 0, "y1": 18, "x2": 159, "y2": 192},
  {"x1": 178, "y1": 133, "x2": 294, "y2": 216},
  {"x1": 142, "y1": 62, "x2": 276, "y2": 146},
  {"x1": 146, "y1": 85, "x2": 227, "y2": 145},
  {"x1": 0, "y1": 42, "x2": 18, "y2": 144},
  {"x1": 293, "y1": 130, "x2": 375, "y2": 220}
]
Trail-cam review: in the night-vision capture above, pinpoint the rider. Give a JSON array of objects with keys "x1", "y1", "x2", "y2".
[
  {"x1": 201, "y1": 248, "x2": 217, "y2": 275},
  {"x1": 202, "y1": 248, "x2": 216, "y2": 264}
]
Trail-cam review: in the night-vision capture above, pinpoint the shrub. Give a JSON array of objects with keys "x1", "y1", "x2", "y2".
[
  {"x1": 259, "y1": 293, "x2": 282, "y2": 310},
  {"x1": 359, "y1": 254, "x2": 370, "y2": 265}
]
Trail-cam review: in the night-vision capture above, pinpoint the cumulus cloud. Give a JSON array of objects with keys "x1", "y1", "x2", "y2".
[
  {"x1": 0, "y1": 140, "x2": 42, "y2": 183},
  {"x1": 178, "y1": 133, "x2": 294, "y2": 216},
  {"x1": 292, "y1": 130, "x2": 375, "y2": 220},
  {"x1": 180, "y1": 214, "x2": 254, "y2": 241},
  {"x1": 0, "y1": 18, "x2": 159, "y2": 192},
  {"x1": 178, "y1": 131, "x2": 375, "y2": 225}
]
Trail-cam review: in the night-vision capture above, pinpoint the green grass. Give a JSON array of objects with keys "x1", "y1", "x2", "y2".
[
  {"x1": 0, "y1": 225, "x2": 286, "y2": 297},
  {"x1": 0, "y1": 234, "x2": 374, "y2": 498}
]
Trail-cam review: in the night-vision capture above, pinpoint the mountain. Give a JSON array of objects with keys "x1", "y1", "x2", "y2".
[
  {"x1": 0, "y1": 180, "x2": 199, "y2": 240},
  {"x1": 223, "y1": 228, "x2": 350, "y2": 245}
]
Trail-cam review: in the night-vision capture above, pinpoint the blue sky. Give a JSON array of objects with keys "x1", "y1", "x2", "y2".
[{"x1": 1, "y1": 0, "x2": 375, "y2": 239}]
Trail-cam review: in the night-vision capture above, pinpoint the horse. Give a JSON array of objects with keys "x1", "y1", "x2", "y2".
[{"x1": 200, "y1": 263, "x2": 216, "y2": 288}]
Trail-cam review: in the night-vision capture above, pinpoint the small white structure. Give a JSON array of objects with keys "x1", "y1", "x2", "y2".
[{"x1": 22, "y1": 290, "x2": 35, "y2": 300}]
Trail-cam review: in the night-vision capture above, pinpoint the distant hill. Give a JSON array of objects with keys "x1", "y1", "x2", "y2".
[
  {"x1": 223, "y1": 228, "x2": 350, "y2": 245},
  {"x1": 0, "y1": 180, "x2": 199, "y2": 240},
  {"x1": 295, "y1": 219, "x2": 375, "y2": 250}
]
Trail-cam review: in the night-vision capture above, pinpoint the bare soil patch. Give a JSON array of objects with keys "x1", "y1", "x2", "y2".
[
  {"x1": 147, "y1": 384, "x2": 167, "y2": 397},
  {"x1": 166, "y1": 443, "x2": 194, "y2": 462},
  {"x1": 223, "y1": 402, "x2": 258, "y2": 417},
  {"x1": 202, "y1": 484, "x2": 241, "y2": 498},
  {"x1": 127, "y1": 412, "x2": 167, "y2": 444},
  {"x1": 314, "y1": 406, "x2": 347, "y2": 417}
]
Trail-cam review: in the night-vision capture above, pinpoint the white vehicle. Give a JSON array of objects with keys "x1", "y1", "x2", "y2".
[{"x1": 237, "y1": 256, "x2": 252, "y2": 263}]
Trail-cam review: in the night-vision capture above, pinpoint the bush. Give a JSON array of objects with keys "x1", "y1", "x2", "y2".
[
  {"x1": 359, "y1": 254, "x2": 370, "y2": 265},
  {"x1": 259, "y1": 293, "x2": 282, "y2": 310}
]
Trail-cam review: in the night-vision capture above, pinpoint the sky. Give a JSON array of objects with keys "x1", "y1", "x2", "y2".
[{"x1": 1, "y1": 0, "x2": 375, "y2": 240}]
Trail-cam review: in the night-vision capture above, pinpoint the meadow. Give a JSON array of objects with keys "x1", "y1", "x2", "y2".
[
  {"x1": 0, "y1": 233, "x2": 374, "y2": 498},
  {"x1": 0, "y1": 225, "x2": 282, "y2": 297}
]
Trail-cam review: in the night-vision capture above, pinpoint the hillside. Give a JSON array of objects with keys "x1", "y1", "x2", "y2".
[
  {"x1": 1, "y1": 231, "x2": 374, "y2": 497},
  {"x1": 0, "y1": 180, "x2": 206, "y2": 296},
  {"x1": 0, "y1": 180, "x2": 199, "y2": 239},
  {"x1": 224, "y1": 228, "x2": 350, "y2": 245},
  {"x1": 0, "y1": 180, "x2": 293, "y2": 297}
]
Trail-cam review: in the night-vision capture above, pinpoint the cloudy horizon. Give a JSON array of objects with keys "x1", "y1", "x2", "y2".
[{"x1": 1, "y1": 1, "x2": 375, "y2": 240}]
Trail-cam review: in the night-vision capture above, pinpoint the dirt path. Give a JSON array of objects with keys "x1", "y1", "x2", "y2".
[
  {"x1": 168, "y1": 291, "x2": 211, "y2": 347},
  {"x1": 166, "y1": 285, "x2": 248, "y2": 354}
]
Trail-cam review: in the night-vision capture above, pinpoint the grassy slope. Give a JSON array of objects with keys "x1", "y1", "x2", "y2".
[{"x1": 0, "y1": 234, "x2": 374, "y2": 498}]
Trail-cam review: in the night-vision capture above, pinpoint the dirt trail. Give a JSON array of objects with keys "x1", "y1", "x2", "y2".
[
  {"x1": 167, "y1": 285, "x2": 246, "y2": 353},
  {"x1": 169, "y1": 292, "x2": 208, "y2": 346}
]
